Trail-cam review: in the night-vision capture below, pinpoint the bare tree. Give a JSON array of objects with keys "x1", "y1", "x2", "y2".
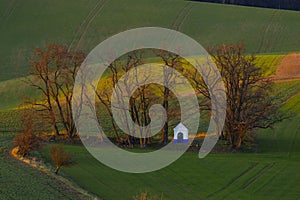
[
  {"x1": 128, "y1": 67, "x2": 157, "y2": 148},
  {"x1": 95, "y1": 51, "x2": 159, "y2": 148},
  {"x1": 13, "y1": 107, "x2": 42, "y2": 157},
  {"x1": 28, "y1": 44, "x2": 85, "y2": 138},
  {"x1": 154, "y1": 50, "x2": 181, "y2": 144},
  {"x1": 28, "y1": 45, "x2": 60, "y2": 135},
  {"x1": 208, "y1": 43, "x2": 283, "y2": 148},
  {"x1": 94, "y1": 79, "x2": 120, "y2": 142},
  {"x1": 183, "y1": 43, "x2": 283, "y2": 148},
  {"x1": 50, "y1": 144, "x2": 75, "y2": 174}
]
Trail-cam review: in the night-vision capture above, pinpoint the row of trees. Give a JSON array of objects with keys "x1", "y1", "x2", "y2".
[
  {"x1": 194, "y1": 0, "x2": 300, "y2": 11},
  {"x1": 95, "y1": 50, "x2": 182, "y2": 148},
  {"x1": 25, "y1": 43, "x2": 283, "y2": 149}
]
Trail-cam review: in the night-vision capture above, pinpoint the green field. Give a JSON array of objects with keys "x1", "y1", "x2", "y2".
[
  {"x1": 0, "y1": 0, "x2": 295, "y2": 109},
  {"x1": 1, "y1": 80, "x2": 299, "y2": 200},
  {"x1": 1, "y1": 0, "x2": 300, "y2": 81},
  {"x1": 1, "y1": 0, "x2": 300, "y2": 199},
  {"x1": 0, "y1": 135, "x2": 86, "y2": 200},
  {"x1": 255, "y1": 55, "x2": 285, "y2": 76},
  {"x1": 39, "y1": 148, "x2": 300, "y2": 200},
  {"x1": 32, "y1": 81, "x2": 300, "y2": 200}
]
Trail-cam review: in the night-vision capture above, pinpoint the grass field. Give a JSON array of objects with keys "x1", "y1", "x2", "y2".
[
  {"x1": 0, "y1": 80, "x2": 298, "y2": 199},
  {"x1": 0, "y1": 135, "x2": 85, "y2": 200},
  {"x1": 32, "y1": 81, "x2": 300, "y2": 200},
  {"x1": 1, "y1": 0, "x2": 300, "y2": 81},
  {"x1": 0, "y1": 60, "x2": 298, "y2": 200},
  {"x1": 1, "y1": 1, "x2": 300, "y2": 199},
  {"x1": 255, "y1": 55, "x2": 285, "y2": 76},
  {"x1": 38, "y1": 146, "x2": 300, "y2": 200}
]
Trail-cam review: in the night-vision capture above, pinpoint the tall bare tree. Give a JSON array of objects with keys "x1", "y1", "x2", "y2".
[
  {"x1": 95, "y1": 51, "x2": 159, "y2": 148},
  {"x1": 184, "y1": 43, "x2": 283, "y2": 148},
  {"x1": 28, "y1": 44, "x2": 85, "y2": 138},
  {"x1": 154, "y1": 50, "x2": 181, "y2": 144}
]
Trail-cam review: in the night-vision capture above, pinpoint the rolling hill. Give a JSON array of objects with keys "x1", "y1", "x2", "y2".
[
  {"x1": 1, "y1": 0, "x2": 300, "y2": 82},
  {"x1": 0, "y1": 1, "x2": 300, "y2": 199},
  {"x1": 37, "y1": 85, "x2": 300, "y2": 199}
]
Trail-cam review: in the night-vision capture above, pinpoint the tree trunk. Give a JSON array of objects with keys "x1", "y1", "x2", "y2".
[
  {"x1": 230, "y1": 133, "x2": 242, "y2": 149},
  {"x1": 220, "y1": 131, "x2": 226, "y2": 140},
  {"x1": 68, "y1": 123, "x2": 76, "y2": 138},
  {"x1": 55, "y1": 166, "x2": 60, "y2": 174},
  {"x1": 50, "y1": 110, "x2": 60, "y2": 136},
  {"x1": 162, "y1": 88, "x2": 169, "y2": 144}
]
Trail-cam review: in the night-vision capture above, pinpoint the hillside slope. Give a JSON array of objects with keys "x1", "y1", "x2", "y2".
[
  {"x1": 1, "y1": 0, "x2": 300, "y2": 81},
  {"x1": 0, "y1": 54, "x2": 284, "y2": 110},
  {"x1": 0, "y1": 136, "x2": 87, "y2": 200}
]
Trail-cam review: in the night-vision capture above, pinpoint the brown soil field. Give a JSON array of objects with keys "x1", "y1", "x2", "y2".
[{"x1": 274, "y1": 53, "x2": 300, "y2": 81}]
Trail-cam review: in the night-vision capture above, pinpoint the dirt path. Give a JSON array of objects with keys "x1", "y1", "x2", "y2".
[{"x1": 272, "y1": 77, "x2": 300, "y2": 83}]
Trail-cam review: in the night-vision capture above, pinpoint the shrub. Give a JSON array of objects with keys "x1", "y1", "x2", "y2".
[
  {"x1": 132, "y1": 192, "x2": 163, "y2": 200},
  {"x1": 13, "y1": 132, "x2": 41, "y2": 157},
  {"x1": 50, "y1": 145, "x2": 75, "y2": 174},
  {"x1": 13, "y1": 106, "x2": 42, "y2": 157}
]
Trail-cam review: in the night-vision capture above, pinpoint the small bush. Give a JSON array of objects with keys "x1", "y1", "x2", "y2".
[
  {"x1": 13, "y1": 106, "x2": 42, "y2": 157},
  {"x1": 50, "y1": 145, "x2": 75, "y2": 174},
  {"x1": 133, "y1": 192, "x2": 163, "y2": 200},
  {"x1": 13, "y1": 132, "x2": 41, "y2": 157}
]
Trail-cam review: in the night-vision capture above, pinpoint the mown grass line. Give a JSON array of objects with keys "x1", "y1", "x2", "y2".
[
  {"x1": 68, "y1": 0, "x2": 105, "y2": 51},
  {"x1": 241, "y1": 163, "x2": 275, "y2": 190},
  {"x1": 257, "y1": 10, "x2": 279, "y2": 53},
  {"x1": 251, "y1": 163, "x2": 286, "y2": 194},
  {"x1": 73, "y1": 0, "x2": 108, "y2": 52},
  {"x1": 170, "y1": 1, "x2": 191, "y2": 30},
  {"x1": 207, "y1": 162, "x2": 259, "y2": 198}
]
